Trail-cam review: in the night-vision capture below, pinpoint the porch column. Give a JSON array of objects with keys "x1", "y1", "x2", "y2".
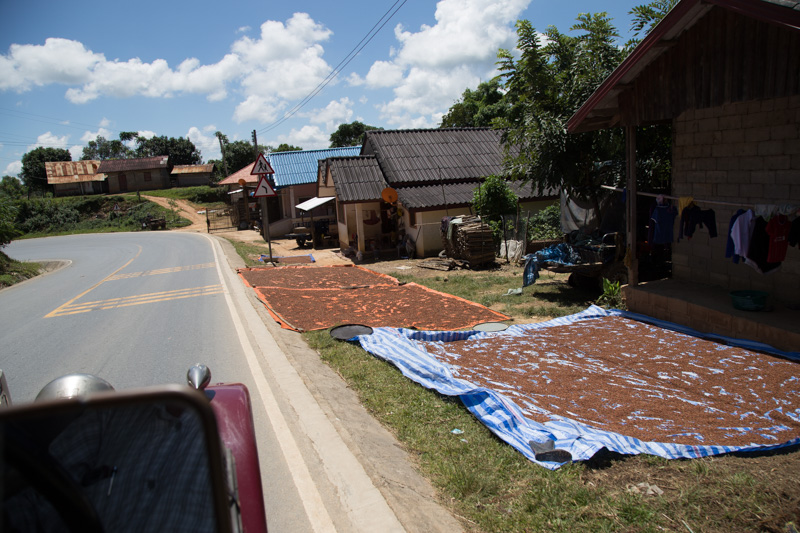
[
  {"x1": 625, "y1": 124, "x2": 639, "y2": 286},
  {"x1": 355, "y1": 203, "x2": 366, "y2": 252}
]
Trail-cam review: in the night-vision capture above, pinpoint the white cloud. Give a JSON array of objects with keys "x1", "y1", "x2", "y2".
[
  {"x1": 186, "y1": 126, "x2": 221, "y2": 161},
  {"x1": 80, "y1": 127, "x2": 114, "y2": 143},
  {"x1": 4, "y1": 161, "x2": 22, "y2": 177},
  {"x1": 0, "y1": 38, "x2": 104, "y2": 92},
  {"x1": 366, "y1": 0, "x2": 529, "y2": 127},
  {"x1": 307, "y1": 98, "x2": 353, "y2": 131},
  {"x1": 29, "y1": 131, "x2": 70, "y2": 151},
  {"x1": 233, "y1": 94, "x2": 284, "y2": 124},
  {"x1": 69, "y1": 145, "x2": 83, "y2": 161},
  {"x1": 237, "y1": 26, "x2": 251, "y2": 34},
  {"x1": 136, "y1": 130, "x2": 156, "y2": 139},
  {"x1": 274, "y1": 125, "x2": 329, "y2": 150}
]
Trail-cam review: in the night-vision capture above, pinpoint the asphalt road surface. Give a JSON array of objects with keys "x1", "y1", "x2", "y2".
[{"x1": 1, "y1": 232, "x2": 462, "y2": 533}]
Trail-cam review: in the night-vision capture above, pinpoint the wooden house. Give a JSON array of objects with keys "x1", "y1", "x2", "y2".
[{"x1": 567, "y1": 0, "x2": 800, "y2": 351}]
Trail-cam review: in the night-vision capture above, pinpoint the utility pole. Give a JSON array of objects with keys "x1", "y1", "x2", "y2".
[{"x1": 252, "y1": 130, "x2": 258, "y2": 159}]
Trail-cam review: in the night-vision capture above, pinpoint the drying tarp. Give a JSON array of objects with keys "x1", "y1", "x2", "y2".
[{"x1": 355, "y1": 305, "x2": 800, "y2": 469}]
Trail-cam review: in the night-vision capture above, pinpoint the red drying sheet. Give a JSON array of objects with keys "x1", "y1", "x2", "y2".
[{"x1": 238, "y1": 265, "x2": 509, "y2": 332}]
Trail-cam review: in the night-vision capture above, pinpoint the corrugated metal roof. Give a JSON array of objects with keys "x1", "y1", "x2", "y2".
[
  {"x1": 45, "y1": 160, "x2": 106, "y2": 184},
  {"x1": 396, "y1": 180, "x2": 555, "y2": 210},
  {"x1": 270, "y1": 147, "x2": 361, "y2": 188},
  {"x1": 218, "y1": 163, "x2": 258, "y2": 185},
  {"x1": 171, "y1": 164, "x2": 214, "y2": 175},
  {"x1": 361, "y1": 128, "x2": 507, "y2": 186},
  {"x1": 328, "y1": 156, "x2": 388, "y2": 202},
  {"x1": 97, "y1": 156, "x2": 169, "y2": 173}
]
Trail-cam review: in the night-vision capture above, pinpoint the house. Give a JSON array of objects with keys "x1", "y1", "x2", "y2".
[
  {"x1": 45, "y1": 161, "x2": 106, "y2": 197},
  {"x1": 268, "y1": 147, "x2": 360, "y2": 235},
  {"x1": 567, "y1": 0, "x2": 800, "y2": 351},
  {"x1": 97, "y1": 156, "x2": 171, "y2": 193},
  {"x1": 317, "y1": 128, "x2": 557, "y2": 257},
  {"x1": 170, "y1": 164, "x2": 214, "y2": 187}
]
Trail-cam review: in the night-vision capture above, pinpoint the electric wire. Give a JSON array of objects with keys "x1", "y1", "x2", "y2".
[{"x1": 257, "y1": 0, "x2": 408, "y2": 135}]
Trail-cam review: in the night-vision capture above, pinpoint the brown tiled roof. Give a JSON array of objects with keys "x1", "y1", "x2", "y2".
[
  {"x1": 361, "y1": 128, "x2": 508, "y2": 186},
  {"x1": 97, "y1": 156, "x2": 169, "y2": 173},
  {"x1": 218, "y1": 163, "x2": 259, "y2": 185},
  {"x1": 45, "y1": 161, "x2": 106, "y2": 184},
  {"x1": 328, "y1": 156, "x2": 388, "y2": 202},
  {"x1": 171, "y1": 164, "x2": 214, "y2": 175}
]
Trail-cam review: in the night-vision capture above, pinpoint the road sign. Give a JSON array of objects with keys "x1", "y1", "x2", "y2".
[
  {"x1": 251, "y1": 152, "x2": 275, "y2": 175},
  {"x1": 253, "y1": 175, "x2": 276, "y2": 198}
]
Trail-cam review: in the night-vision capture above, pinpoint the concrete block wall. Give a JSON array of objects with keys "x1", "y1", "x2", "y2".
[{"x1": 670, "y1": 95, "x2": 800, "y2": 305}]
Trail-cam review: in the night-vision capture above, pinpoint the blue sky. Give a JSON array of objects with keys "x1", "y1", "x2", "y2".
[{"x1": 0, "y1": 0, "x2": 644, "y2": 178}]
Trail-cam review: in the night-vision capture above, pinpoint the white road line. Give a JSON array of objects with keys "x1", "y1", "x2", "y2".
[{"x1": 206, "y1": 236, "x2": 337, "y2": 533}]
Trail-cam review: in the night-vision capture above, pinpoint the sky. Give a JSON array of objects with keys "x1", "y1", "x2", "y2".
[{"x1": 0, "y1": 0, "x2": 644, "y2": 178}]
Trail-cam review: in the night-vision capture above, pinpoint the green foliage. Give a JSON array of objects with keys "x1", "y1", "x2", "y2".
[
  {"x1": 472, "y1": 175, "x2": 518, "y2": 219},
  {"x1": 527, "y1": 203, "x2": 562, "y2": 240},
  {"x1": 629, "y1": 0, "x2": 678, "y2": 41},
  {"x1": 597, "y1": 277, "x2": 624, "y2": 309},
  {"x1": 0, "y1": 196, "x2": 21, "y2": 246},
  {"x1": 329, "y1": 121, "x2": 382, "y2": 147},
  {"x1": 81, "y1": 136, "x2": 133, "y2": 160},
  {"x1": 1, "y1": 176, "x2": 25, "y2": 199},
  {"x1": 440, "y1": 79, "x2": 509, "y2": 128},
  {"x1": 21, "y1": 147, "x2": 71, "y2": 196},
  {"x1": 134, "y1": 135, "x2": 202, "y2": 165},
  {"x1": 272, "y1": 143, "x2": 303, "y2": 152},
  {"x1": 209, "y1": 138, "x2": 258, "y2": 181},
  {"x1": 140, "y1": 186, "x2": 226, "y2": 204},
  {"x1": 0, "y1": 250, "x2": 40, "y2": 288},
  {"x1": 11, "y1": 196, "x2": 171, "y2": 236}
]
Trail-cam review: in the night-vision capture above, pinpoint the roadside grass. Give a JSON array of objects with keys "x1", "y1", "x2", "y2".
[
  {"x1": 136, "y1": 185, "x2": 227, "y2": 207},
  {"x1": 240, "y1": 245, "x2": 800, "y2": 532},
  {"x1": 0, "y1": 251, "x2": 40, "y2": 288},
  {"x1": 225, "y1": 240, "x2": 269, "y2": 267}
]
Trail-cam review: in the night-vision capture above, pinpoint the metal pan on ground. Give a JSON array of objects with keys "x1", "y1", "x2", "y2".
[
  {"x1": 330, "y1": 324, "x2": 374, "y2": 341},
  {"x1": 473, "y1": 322, "x2": 509, "y2": 332}
]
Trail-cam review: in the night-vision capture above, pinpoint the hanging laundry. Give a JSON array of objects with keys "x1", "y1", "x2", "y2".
[
  {"x1": 679, "y1": 204, "x2": 717, "y2": 240},
  {"x1": 747, "y1": 216, "x2": 781, "y2": 274},
  {"x1": 789, "y1": 217, "x2": 800, "y2": 248},
  {"x1": 731, "y1": 210, "x2": 757, "y2": 270},
  {"x1": 725, "y1": 209, "x2": 747, "y2": 264},
  {"x1": 765, "y1": 214, "x2": 791, "y2": 263},
  {"x1": 648, "y1": 201, "x2": 678, "y2": 244}
]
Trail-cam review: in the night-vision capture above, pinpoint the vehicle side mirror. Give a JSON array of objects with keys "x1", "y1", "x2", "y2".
[
  {"x1": 0, "y1": 370, "x2": 11, "y2": 408},
  {"x1": 0, "y1": 385, "x2": 235, "y2": 533}
]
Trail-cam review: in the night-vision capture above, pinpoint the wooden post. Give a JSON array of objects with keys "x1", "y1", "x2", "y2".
[{"x1": 626, "y1": 124, "x2": 639, "y2": 286}]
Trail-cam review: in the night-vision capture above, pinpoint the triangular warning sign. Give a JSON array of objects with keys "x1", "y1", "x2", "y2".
[
  {"x1": 251, "y1": 152, "x2": 275, "y2": 175},
  {"x1": 253, "y1": 175, "x2": 276, "y2": 197}
]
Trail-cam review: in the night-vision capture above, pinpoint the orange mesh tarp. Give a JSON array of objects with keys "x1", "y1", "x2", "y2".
[{"x1": 238, "y1": 265, "x2": 509, "y2": 332}]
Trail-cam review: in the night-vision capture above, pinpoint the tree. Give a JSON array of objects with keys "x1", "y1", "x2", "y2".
[
  {"x1": 133, "y1": 135, "x2": 202, "y2": 165},
  {"x1": 472, "y1": 175, "x2": 518, "y2": 218},
  {"x1": 0, "y1": 176, "x2": 24, "y2": 199},
  {"x1": 21, "y1": 147, "x2": 71, "y2": 196},
  {"x1": 329, "y1": 122, "x2": 382, "y2": 147},
  {"x1": 496, "y1": 15, "x2": 626, "y2": 214},
  {"x1": 440, "y1": 79, "x2": 509, "y2": 128},
  {"x1": 272, "y1": 144, "x2": 303, "y2": 152},
  {"x1": 209, "y1": 139, "x2": 261, "y2": 181},
  {"x1": 0, "y1": 195, "x2": 20, "y2": 247},
  {"x1": 629, "y1": 0, "x2": 678, "y2": 42},
  {"x1": 81, "y1": 136, "x2": 132, "y2": 160}
]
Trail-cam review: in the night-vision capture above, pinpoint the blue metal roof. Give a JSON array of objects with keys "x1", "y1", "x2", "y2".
[{"x1": 269, "y1": 146, "x2": 361, "y2": 188}]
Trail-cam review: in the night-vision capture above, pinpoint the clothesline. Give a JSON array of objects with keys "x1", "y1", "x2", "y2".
[{"x1": 599, "y1": 185, "x2": 754, "y2": 209}]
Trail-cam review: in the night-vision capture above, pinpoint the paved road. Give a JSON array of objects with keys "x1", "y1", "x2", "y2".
[{"x1": 1, "y1": 232, "x2": 462, "y2": 533}]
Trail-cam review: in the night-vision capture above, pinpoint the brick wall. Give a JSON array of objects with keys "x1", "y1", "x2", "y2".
[{"x1": 671, "y1": 96, "x2": 800, "y2": 305}]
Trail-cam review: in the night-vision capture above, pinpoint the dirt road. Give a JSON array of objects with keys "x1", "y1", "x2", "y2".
[{"x1": 143, "y1": 196, "x2": 351, "y2": 266}]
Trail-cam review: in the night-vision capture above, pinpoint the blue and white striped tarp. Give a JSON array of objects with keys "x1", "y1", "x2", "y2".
[{"x1": 355, "y1": 305, "x2": 800, "y2": 469}]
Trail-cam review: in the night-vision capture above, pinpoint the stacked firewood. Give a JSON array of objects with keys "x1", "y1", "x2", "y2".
[{"x1": 441, "y1": 216, "x2": 495, "y2": 266}]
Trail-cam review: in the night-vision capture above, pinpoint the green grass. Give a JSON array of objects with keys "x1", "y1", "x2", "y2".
[
  {"x1": 237, "y1": 244, "x2": 800, "y2": 532},
  {"x1": 224, "y1": 239, "x2": 269, "y2": 267},
  {"x1": 0, "y1": 251, "x2": 40, "y2": 288},
  {"x1": 135, "y1": 185, "x2": 227, "y2": 206}
]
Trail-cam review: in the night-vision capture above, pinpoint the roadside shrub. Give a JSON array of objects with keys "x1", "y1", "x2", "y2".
[{"x1": 527, "y1": 204, "x2": 561, "y2": 240}]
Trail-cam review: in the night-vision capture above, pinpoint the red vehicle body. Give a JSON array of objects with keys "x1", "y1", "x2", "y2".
[{"x1": 0, "y1": 368, "x2": 268, "y2": 533}]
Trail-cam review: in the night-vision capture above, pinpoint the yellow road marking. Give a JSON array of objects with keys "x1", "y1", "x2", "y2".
[
  {"x1": 48, "y1": 285, "x2": 223, "y2": 317},
  {"x1": 106, "y1": 262, "x2": 216, "y2": 280}
]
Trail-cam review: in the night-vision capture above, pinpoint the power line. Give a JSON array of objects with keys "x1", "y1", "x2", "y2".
[{"x1": 257, "y1": 0, "x2": 408, "y2": 136}]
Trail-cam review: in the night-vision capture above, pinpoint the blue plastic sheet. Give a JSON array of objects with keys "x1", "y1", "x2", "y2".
[{"x1": 356, "y1": 306, "x2": 800, "y2": 469}]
